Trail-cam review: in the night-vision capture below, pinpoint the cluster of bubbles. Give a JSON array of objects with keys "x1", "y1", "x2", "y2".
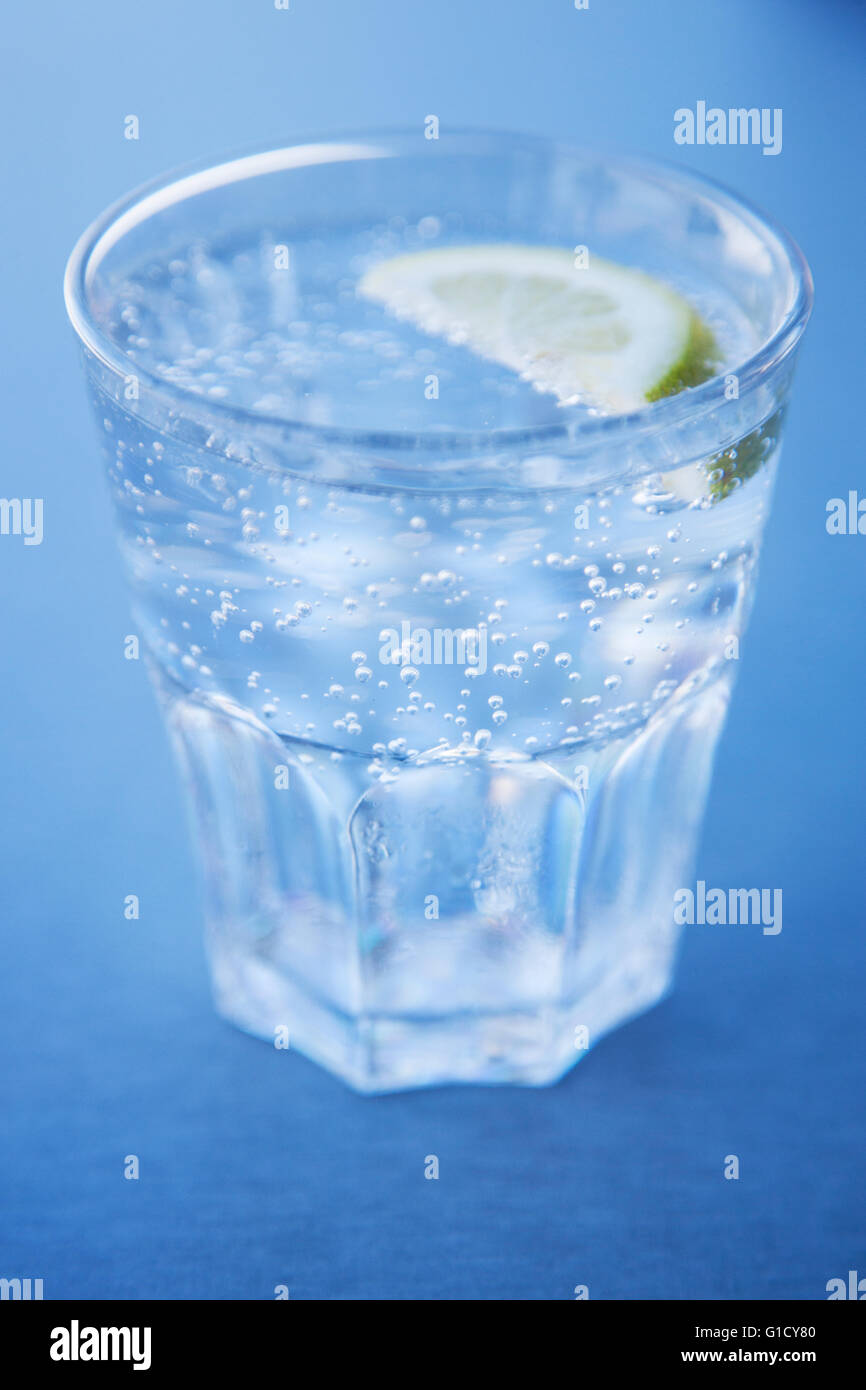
[{"x1": 102, "y1": 224, "x2": 768, "y2": 766}]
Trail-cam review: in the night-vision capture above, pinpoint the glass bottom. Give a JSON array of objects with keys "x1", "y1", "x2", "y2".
[
  {"x1": 164, "y1": 673, "x2": 730, "y2": 1093},
  {"x1": 212, "y1": 934, "x2": 674, "y2": 1091}
]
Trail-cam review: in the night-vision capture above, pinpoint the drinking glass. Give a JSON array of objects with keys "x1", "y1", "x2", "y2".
[{"x1": 64, "y1": 133, "x2": 812, "y2": 1091}]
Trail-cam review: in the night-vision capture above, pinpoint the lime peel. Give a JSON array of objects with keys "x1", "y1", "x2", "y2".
[{"x1": 645, "y1": 314, "x2": 719, "y2": 402}]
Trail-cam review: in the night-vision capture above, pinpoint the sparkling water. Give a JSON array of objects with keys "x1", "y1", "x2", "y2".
[{"x1": 87, "y1": 217, "x2": 783, "y2": 1091}]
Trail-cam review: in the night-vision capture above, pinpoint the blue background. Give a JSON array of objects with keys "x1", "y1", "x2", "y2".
[{"x1": 1, "y1": 0, "x2": 863, "y2": 1300}]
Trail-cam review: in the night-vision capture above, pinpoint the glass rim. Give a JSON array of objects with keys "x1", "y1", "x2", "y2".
[{"x1": 64, "y1": 127, "x2": 814, "y2": 459}]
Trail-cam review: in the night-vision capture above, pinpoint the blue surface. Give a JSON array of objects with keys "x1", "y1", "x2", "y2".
[{"x1": 1, "y1": 0, "x2": 864, "y2": 1300}]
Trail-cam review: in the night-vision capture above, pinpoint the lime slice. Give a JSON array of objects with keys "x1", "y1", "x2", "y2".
[{"x1": 358, "y1": 244, "x2": 718, "y2": 414}]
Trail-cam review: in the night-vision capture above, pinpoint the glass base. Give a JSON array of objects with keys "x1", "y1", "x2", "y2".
[
  {"x1": 165, "y1": 675, "x2": 729, "y2": 1093},
  {"x1": 211, "y1": 935, "x2": 673, "y2": 1092}
]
